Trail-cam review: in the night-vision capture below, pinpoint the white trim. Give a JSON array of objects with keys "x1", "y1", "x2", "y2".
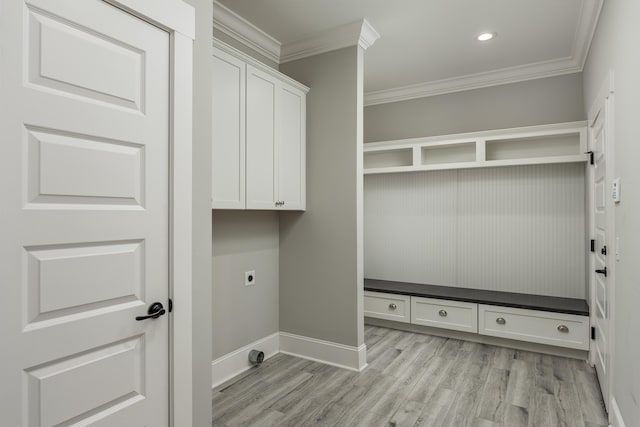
[
  {"x1": 169, "y1": 31, "x2": 194, "y2": 427},
  {"x1": 213, "y1": 39, "x2": 309, "y2": 93},
  {"x1": 359, "y1": 20, "x2": 381, "y2": 50},
  {"x1": 212, "y1": 1, "x2": 281, "y2": 64},
  {"x1": 76, "y1": 2, "x2": 195, "y2": 425},
  {"x1": 105, "y1": 0, "x2": 195, "y2": 39},
  {"x1": 364, "y1": 57, "x2": 580, "y2": 106},
  {"x1": 211, "y1": 333, "x2": 280, "y2": 389},
  {"x1": 364, "y1": 0, "x2": 604, "y2": 106},
  {"x1": 280, "y1": 19, "x2": 380, "y2": 63},
  {"x1": 572, "y1": 0, "x2": 604, "y2": 70},
  {"x1": 365, "y1": 121, "x2": 588, "y2": 148},
  {"x1": 610, "y1": 397, "x2": 627, "y2": 427},
  {"x1": 279, "y1": 332, "x2": 368, "y2": 372}
]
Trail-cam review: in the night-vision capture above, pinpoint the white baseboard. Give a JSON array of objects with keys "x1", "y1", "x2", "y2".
[
  {"x1": 211, "y1": 332, "x2": 280, "y2": 389},
  {"x1": 610, "y1": 397, "x2": 626, "y2": 427},
  {"x1": 279, "y1": 332, "x2": 368, "y2": 372}
]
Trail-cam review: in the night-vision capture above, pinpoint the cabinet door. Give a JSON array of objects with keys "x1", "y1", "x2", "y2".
[
  {"x1": 246, "y1": 65, "x2": 277, "y2": 209},
  {"x1": 278, "y1": 85, "x2": 306, "y2": 210},
  {"x1": 212, "y1": 49, "x2": 245, "y2": 208}
]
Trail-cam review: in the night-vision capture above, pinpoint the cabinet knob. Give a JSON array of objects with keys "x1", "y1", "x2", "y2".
[
  {"x1": 389, "y1": 303, "x2": 397, "y2": 311},
  {"x1": 557, "y1": 325, "x2": 569, "y2": 333},
  {"x1": 438, "y1": 310, "x2": 447, "y2": 317},
  {"x1": 496, "y1": 317, "x2": 506, "y2": 325}
]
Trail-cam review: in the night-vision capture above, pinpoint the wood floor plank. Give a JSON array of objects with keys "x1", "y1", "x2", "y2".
[
  {"x1": 574, "y1": 370, "x2": 609, "y2": 425},
  {"x1": 212, "y1": 326, "x2": 607, "y2": 427},
  {"x1": 225, "y1": 371, "x2": 313, "y2": 426},
  {"x1": 389, "y1": 400, "x2": 426, "y2": 427},
  {"x1": 415, "y1": 387, "x2": 458, "y2": 426},
  {"x1": 505, "y1": 359, "x2": 535, "y2": 409},
  {"x1": 502, "y1": 404, "x2": 529, "y2": 427},
  {"x1": 475, "y1": 368, "x2": 510, "y2": 422}
]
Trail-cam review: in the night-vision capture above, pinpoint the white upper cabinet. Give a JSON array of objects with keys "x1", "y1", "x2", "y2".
[
  {"x1": 246, "y1": 65, "x2": 277, "y2": 209},
  {"x1": 278, "y1": 85, "x2": 306, "y2": 210},
  {"x1": 212, "y1": 42, "x2": 308, "y2": 211},
  {"x1": 212, "y1": 49, "x2": 245, "y2": 209}
]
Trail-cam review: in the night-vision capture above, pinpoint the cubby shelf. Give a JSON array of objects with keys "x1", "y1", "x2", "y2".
[{"x1": 364, "y1": 121, "x2": 588, "y2": 174}]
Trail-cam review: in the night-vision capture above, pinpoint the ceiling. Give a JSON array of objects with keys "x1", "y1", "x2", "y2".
[{"x1": 217, "y1": 0, "x2": 603, "y2": 105}]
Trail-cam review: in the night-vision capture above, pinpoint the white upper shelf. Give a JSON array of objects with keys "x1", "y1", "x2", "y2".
[{"x1": 363, "y1": 121, "x2": 588, "y2": 175}]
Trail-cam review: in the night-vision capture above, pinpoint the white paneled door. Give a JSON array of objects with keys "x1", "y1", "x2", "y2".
[
  {"x1": 1, "y1": 0, "x2": 170, "y2": 425},
  {"x1": 590, "y1": 87, "x2": 612, "y2": 413}
]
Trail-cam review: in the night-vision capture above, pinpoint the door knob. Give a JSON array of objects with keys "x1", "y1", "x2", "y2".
[
  {"x1": 595, "y1": 267, "x2": 607, "y2": 277},
  {"x1": 136, "y1": 302, "x2": 166, "y2": 321}
]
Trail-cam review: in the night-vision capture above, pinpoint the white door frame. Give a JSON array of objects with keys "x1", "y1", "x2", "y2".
[
  {"x1": 587, "y1": 70, "x2": 615, "y2": 413},
  {"x1": 103, "y1": 1, "x2": 195, "y2": 425}
]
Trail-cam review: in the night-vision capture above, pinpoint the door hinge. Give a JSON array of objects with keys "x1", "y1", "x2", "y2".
[
  {"x1": 586, "y1": 151, "x2": 594, "y2": 165},
  {"x1": 590, "y1": 239, "x2": 595, "y2": 252},
  {"x1": 591, "y1": 326, "x2": 596, "y2": 340},
  {"x1": 168, "y1": 298, "x2": 173, "y2": 313}
]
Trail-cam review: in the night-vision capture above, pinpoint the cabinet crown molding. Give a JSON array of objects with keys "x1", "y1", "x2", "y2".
[
  {"x1": 212, "y1": 1, "x2": 380, "y2": 65},
  {"x1": 213, "y1": 1, "x2": 281, "y2": 64}
]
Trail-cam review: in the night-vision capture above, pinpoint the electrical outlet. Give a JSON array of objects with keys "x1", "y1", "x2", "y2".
[{"x1": 245, "y1": 270, "x2": 256, "y2": 286}]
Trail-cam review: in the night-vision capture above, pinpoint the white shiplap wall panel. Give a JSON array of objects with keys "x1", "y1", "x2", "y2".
[
  {"x1": 364, "y1": 163, "x2": 586, "y2": 298},
  {"x1": 364, "y1": 171, "x2": 458, "y2": 286},
  {"x1": 457, "y1": 164, "x2": 585, "y2": 298}
]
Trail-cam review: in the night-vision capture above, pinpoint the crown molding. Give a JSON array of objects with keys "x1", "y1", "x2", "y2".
[
  {"x1": 212, "y1": 1, "x2": 281, "y2": 64},
  {"x1": 572, "y1": 0, "x2": 604, "y2": 69},
  {"x1": 364, "y1": 56, "x2": 582, "y2": 106},
  {"x1": 280, "y1": 19, "x2": 380, "y2": 63},
  {"x1": 364, "y1": 0, "x2": 604, "y2": 106}
]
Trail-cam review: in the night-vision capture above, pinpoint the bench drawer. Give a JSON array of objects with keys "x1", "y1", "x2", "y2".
[
  {"x1": 411, "y1": 296, "x2": 478, "y2": 333},
  {"x1": 364, "y1": 291, "x2": 410, "y2": 323},
  {"x1": 478, "y1": 304, "x2": 589, "y2": 350}
]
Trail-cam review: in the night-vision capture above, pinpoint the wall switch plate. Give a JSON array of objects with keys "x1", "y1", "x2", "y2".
[
  {"x1": 612, "y1": 177, "x2": 621, "y2": 203},
  {"x1": 245, "y1": 270, "x2": 256, "y2": 286}
]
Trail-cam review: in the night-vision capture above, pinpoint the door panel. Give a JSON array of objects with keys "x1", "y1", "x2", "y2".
[
  {"x1": 590, "y1": 107, "x2": 610, "y2": 411},
  {"x1": 1, "y1": 0, "x2": 170, "y2": 425},
  {"x1": 212, "y1": 48, "x2": 246, "y2": 208},
  {"x1": 279, "y1": 86, "x2": 305, "y2": 210}
]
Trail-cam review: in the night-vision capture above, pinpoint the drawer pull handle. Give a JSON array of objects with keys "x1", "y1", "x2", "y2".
[
  {"x1": 389, "y1": 303, "x2": 397, "y2": 311},
  {"x1": 496, "y1": 317, "x2": 506, "y2": 325},
  {"x1": 438, "y1": 310, "x2": 447, "y2": 317},
  {"x1": 557, "y1": 325, "x2": 569, "y2": 333}
]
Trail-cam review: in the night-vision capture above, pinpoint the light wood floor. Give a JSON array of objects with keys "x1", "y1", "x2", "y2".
[{"x1": 212, "y1": 326, "x2": 608, "y2": 426}]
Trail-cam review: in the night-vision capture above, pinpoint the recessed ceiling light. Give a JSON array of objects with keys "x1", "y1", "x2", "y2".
[{"x1": 477, "y1": 32, "x2": 496, "y2": 41}]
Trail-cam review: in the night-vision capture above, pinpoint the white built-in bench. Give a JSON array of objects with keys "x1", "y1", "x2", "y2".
[{"x1": 364, "y1": 278, "x2": 590, "y2": 351}]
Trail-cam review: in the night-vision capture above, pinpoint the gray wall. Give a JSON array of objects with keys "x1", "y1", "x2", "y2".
[
  {"x1": 184, "y1": 0, "x2": 213, "y2": 425},
  {"x1": 583, "y1": 0, "x2": 640, "y2": 423},
  {"x1": 279, "y1": 46, "x2": 364, "y2": 347},
  {"x1": 364, "y1": 73, "x2": 586, "y2": 142},
  {"x1": 212, "y1": 212, "x2": 279, "y2": 358}
]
